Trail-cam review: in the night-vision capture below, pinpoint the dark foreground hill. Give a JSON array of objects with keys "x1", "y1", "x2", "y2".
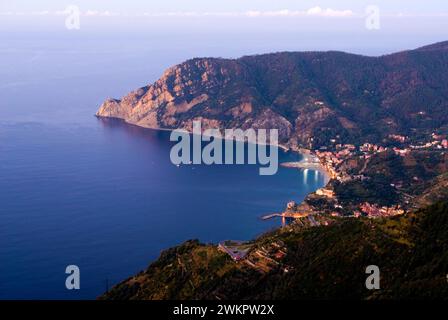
[{"x1": 100, "y1": 201, "x2": 448, "y2": 300}]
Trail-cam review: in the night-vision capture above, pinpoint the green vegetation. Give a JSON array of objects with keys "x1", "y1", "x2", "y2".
[
  {"x1": 101, "y1": 201, "x2": 448, "y2": 300},
  {"x1": 331, "y1": 149, "x2": 448, "y2": 209},
  {"x1": 334, "y1": 179, "x2": 399, "y2": 206}
]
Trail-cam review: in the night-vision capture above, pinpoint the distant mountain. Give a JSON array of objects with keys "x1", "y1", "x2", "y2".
[{"x1": 97, "y1": 41, "x2": 448, "y2": 148}]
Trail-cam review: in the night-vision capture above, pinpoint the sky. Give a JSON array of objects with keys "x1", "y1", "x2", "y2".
[
  {"x1": 1, "y1": 1, "x2": 447, "y2": 55},
  {"x1": 1, "y1": 0, "x2": 448, "y2": 15}
]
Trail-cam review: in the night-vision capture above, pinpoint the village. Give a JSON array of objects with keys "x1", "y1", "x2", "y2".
[
  {"x1": 217, "y1": 131, "x2": 447, "y2": 264},
  {"x1": 315, "y1": 133, "x2": 447, "y2": 182},
  {"x1": 310, "y1": 131, "x2": 447, "y2": 217}
]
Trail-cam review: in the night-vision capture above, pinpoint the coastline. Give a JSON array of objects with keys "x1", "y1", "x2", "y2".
[
  {"x1": 96, "y1": 114, "x2": 332, "y2": 209},
  {"x1": 95, "y1": 115, "x2": 331, "y2": 183},
  {"x1": 95, "y1": 115, "x2": 334, "y2": 298}
]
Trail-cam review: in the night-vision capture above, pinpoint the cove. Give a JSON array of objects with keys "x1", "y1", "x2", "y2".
[{"x1": 0, "y1": 119, "x2": 326, "y2": 299}]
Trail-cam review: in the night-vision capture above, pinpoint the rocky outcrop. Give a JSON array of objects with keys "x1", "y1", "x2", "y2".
[{"x1": 97, "y1": 58, "x2": 294, "y2": 144}]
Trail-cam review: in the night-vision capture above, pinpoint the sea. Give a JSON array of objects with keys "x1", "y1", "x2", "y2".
[{"x1": 1, "y1": 26, "x2": 435, "y2": 299}]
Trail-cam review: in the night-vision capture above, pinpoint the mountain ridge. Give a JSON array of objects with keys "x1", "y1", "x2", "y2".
[{"x1": 96, "y1": 41, "x2": 448, "y2": 149}]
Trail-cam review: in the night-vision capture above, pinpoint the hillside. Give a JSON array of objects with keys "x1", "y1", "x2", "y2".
[
  {"x1": 97, "y1": 41, "x2": 448, "y2": 149},
  {"x1": 100, "y1": 201, "x2": 448, "y2": 300}
]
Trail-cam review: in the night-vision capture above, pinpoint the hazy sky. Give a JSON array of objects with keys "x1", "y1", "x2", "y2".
[
  {"x1": 1, "y1": 0, "x2": 447, "y2": 55},
  {"x1": 1, "y1": 0, "x2": 448, "y2": 15}
]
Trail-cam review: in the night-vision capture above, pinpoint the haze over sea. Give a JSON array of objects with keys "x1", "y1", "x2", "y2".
[{"x1": 1, "y1": 9, "x2": 447, "y2": 298}]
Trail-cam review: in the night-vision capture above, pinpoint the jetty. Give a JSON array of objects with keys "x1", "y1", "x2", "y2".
[
  {"x1": 261, "y1": 212, "x2": 310, "y2": 220},
  {"x1": 261, "y1": 211, "x2": 311, "y2": 227}
]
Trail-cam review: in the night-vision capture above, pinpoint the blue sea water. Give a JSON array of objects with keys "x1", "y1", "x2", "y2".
[{"x1": 0, "y1": 32, "x2": 329, "y2": 300}]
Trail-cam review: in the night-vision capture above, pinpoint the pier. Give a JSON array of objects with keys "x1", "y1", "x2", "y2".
[{"x1": 261, "y1": 212, "x2": 310, "y2": 226}]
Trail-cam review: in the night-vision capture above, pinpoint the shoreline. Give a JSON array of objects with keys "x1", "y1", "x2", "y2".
[
  {"x1": 95, "y1": 115, "x2": 291, "y2": 150},
  {"x1": 96, "y1": 114, "x2": 332, "y2": 191},
  {"x1": 96, "y1": 115, "x2": 331, "y2": 181}
]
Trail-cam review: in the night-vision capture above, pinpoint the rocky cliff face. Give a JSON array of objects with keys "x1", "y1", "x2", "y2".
[
  {"x1": 97, "y1": 58, "x2": 294, "y2": 143},
  {"x1": 97, "y1": 41, "x2": 448, "y2": 148}
]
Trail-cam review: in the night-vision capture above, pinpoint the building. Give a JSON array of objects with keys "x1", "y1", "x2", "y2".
[
  {"x1": 218, "y1": 241, "x2": 252, "y2": 261},
  {"x1": 315, "y1": 188, "x2": 335, "y2": 198},
  {"x1": 286, "y1": 201, "x2": 297, "y2": 211},
  {"x1": 442, "y1": 139, "x2": 448, "y2": 149}
]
